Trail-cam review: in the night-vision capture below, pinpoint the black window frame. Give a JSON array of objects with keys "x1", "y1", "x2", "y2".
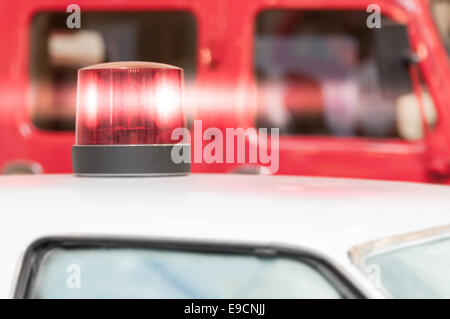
[{"x1": 14, "y1": 236, "x2": 366, "y2": 299}]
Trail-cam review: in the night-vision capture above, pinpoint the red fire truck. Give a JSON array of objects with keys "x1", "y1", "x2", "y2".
[{"x1": 0, "y1": 0, "x2": 449, "y2": 183}]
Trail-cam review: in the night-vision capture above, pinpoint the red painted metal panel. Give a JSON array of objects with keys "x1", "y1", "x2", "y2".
[{"x1": 0, "y1": 0, "x2": 449, "y2": 183}]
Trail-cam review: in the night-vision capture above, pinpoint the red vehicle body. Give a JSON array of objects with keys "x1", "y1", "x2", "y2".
[{"x1": 0, "y1": 0, "x2": 449, "y2": 183}]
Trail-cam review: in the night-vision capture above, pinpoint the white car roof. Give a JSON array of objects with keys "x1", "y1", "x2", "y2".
[{"x1": 1, "y1": 173, "x2": 450, "y2": 298}]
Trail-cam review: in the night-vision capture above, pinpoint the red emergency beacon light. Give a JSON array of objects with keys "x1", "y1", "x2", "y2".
[{"x1": 72, "y1": 61, "x2": 190, "y2": 176}]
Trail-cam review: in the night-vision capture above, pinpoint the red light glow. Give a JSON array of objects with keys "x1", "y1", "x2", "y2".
[{"x1": 75, "y1": 61, "x2": 184, "y2": 145}]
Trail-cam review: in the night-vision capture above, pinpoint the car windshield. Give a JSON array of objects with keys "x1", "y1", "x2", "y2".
[
  {"x1": 364, "y1": 237, "x2": 450, "y2": 298},
  {"x1": 28, "y1": 247, "x2": 343, "y2": 299}
]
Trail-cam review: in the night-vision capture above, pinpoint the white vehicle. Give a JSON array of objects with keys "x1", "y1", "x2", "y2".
[{"x1": 1, "y1": 173, "x2": 450, "y2": 299}]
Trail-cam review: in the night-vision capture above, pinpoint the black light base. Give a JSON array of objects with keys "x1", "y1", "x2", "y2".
[{"x1": 72, "y1": 144, "x2": 190, "y2": 176}]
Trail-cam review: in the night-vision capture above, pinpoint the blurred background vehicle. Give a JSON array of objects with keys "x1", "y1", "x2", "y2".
[{"x1": 0, "y1": 0, "x2": 449, "y2": 182}]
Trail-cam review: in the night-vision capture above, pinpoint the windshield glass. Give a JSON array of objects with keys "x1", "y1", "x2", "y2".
[
  {"x1": 364, "y1": 237, "x2": 450, "y2": 298},
  {"x1": 430, "y1": 0, "x2": 450, "y2": 57},
  {"x1": 28, "y1": 247, "x2": 342, "y2": 298},
  {"x1": 30, "y1": 11, "x2": 197, "y2": 131},
  {"x1": 253, "y1": 10, "x2": 431, "y2": 140}
]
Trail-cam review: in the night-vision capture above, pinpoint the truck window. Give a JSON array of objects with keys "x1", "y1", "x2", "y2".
[
  {"x1": 430, "y1": 0, "x2": 450, "y2": 56},
  {"x1": 16, "y1": 239, "x2": 362, "y2": 298},
  {"x1": 29, "y1": 11, "x2": 197, "y2": 131},
  {"x1": 253, "y1": 10, "x2": 430, "y2": 140}
]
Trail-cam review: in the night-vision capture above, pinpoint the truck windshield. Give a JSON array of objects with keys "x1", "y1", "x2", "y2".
[
  {"x1": 30, "y1": 11, "x2": 197, "y2": 131},
  {"x1": 364, "y1": 237, "x2": 450, "y2": 298},
  {"x1": 254, "y1": 10, "x2": 436, "y2": 140},
  {"x1": 430, "y1": 0, "x2": 450, "y2": 56},
  {"x1": 26, "y1": 247, "x2": 343, "y2": 298}
]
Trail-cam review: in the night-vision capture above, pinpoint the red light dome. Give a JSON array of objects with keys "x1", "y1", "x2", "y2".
[
  {"x1": 75, "y1": 61, "x2": 184, "y2": 145},
  {"x1": 72, "y1": 61, "x2": 190, "y2": 176}
]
